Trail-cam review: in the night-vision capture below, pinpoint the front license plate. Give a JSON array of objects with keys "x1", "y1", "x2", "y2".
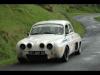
[{"x1": 29, "y1": 51, "x2": 45, "y2": 55}]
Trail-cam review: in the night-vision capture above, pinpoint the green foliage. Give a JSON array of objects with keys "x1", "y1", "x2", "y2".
[{"x1": 95, "y1": 17, "x2": 100, "y2": 21}]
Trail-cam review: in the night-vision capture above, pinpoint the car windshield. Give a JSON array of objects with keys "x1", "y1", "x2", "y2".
[{"x1": 30, "y1": 24, "x2": 64, "y2": 35}]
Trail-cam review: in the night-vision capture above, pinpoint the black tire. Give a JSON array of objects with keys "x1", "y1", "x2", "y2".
[
  {"x1": 18, "y1": 57, "x2": 27, "y2": 64},
  {"x1": 75, "y1": 42, "x2": 81, "y2": 55},
  {"x1": 61, "y1": 46, "x2": 69, "y2": 62}
]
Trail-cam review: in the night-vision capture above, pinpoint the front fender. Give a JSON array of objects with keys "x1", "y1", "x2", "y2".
[{"x1": 54, "y1": 42, "x2": 66, "y2": 58}]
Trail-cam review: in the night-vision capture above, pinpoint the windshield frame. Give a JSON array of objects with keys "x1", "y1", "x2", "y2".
[{"x1": 29, "y1": 23, "x2": 64, "y2": 35}]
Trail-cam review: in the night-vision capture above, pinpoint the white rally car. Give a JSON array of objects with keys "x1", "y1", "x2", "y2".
[{"x1": 16, "y1": 20, "x2": 82, "y2": 63}]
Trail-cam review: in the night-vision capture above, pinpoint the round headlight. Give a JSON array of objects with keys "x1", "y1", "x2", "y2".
[
  {"x1": 20, "y1": 44, "x2": 26, "y2": 50},
  {"x1": 47, "y1": 43, "x2": 53, "y2": 50},
  {"x1": 40, "y1": 43, "x2": 45, "y2": 48},
  {"x1": 27, "y1": 43, "x2": 32, "y2": 48}
]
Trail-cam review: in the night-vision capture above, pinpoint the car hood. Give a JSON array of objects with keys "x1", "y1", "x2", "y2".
[{"x1": 18, "y1": 34, "x2": 64, "y2": 44}]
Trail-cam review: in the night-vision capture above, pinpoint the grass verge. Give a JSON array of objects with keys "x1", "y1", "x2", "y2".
[{"x1": 95, "y1": 16, "x2": 100, "y2": 21}]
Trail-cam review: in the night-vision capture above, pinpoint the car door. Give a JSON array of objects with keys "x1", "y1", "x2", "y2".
[{"x1": 65, "y1": 24, "x2": 75, "y2": 54}]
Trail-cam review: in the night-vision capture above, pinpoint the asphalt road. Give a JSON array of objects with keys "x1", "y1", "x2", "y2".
[{"x1": 1, "y1": 14, "x2": 100, "y2": 71}]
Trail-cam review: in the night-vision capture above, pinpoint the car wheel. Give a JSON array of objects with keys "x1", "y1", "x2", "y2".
[
  {"x1": 61, "y1": 46, "x2": 69, "y2": 62},
  {"x1": 18, "y1": 57, "x2": 27, "y2": 64},
  {"x1": 75, "y1": 42, "x2": 81, "y2": 55}
]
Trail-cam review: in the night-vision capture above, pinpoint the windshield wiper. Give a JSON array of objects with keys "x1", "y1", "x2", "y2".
[{"x1": 31, "y1": 32, "x2": 57, "y2": 35}]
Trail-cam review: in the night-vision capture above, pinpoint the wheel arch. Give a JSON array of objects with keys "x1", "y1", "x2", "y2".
[
  {"x1": 75, "y1": 41, "x2": 81, "y2": 51},
  {"x1": 63, "y1": 45, "x2": 70, "y2": 55}
]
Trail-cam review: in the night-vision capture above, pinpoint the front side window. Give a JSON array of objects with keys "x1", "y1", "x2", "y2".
[
  {"x1": 30, "y1": 24, "x2": 64, "y2": 35},
  {"x1": 65, "y1": 25, "x2": 69, "y2": 34}
]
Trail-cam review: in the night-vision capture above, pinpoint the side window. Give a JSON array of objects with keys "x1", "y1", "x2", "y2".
[
  {"x1": 68, "y1": 24, "x2": 73, "y2": 33},
  {"x1": 65, "y1": 25, "x2": 69, "y2": 34}
]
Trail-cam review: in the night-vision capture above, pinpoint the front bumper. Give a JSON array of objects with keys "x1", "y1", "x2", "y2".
[{"x1": 17, "y1": 50, "x2": 57, "y2": 60}]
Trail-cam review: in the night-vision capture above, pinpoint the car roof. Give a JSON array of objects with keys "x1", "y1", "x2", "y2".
[{"x1": 33, "y1": 20, "x2": 70, "y2": 26}]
